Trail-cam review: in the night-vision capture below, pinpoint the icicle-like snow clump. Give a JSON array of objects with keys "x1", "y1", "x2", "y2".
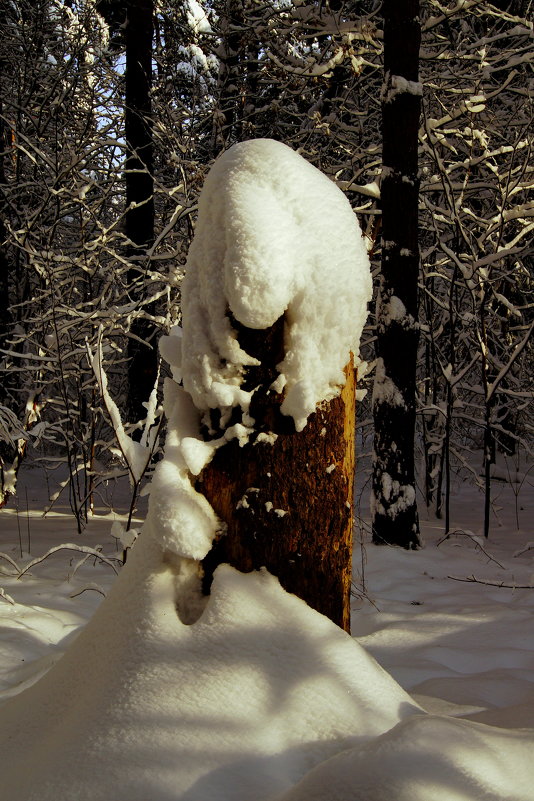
[
  {"x1": 181, "y1": 138, "x2": 372, "y2": 433},
  {"x1": 146, "y1": 376, "x2": 219, "y2": 560}
]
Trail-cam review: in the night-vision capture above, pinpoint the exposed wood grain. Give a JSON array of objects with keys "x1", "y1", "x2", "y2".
[{"x1": 199, "y1": 315, "x2": 356, "y2": 632}]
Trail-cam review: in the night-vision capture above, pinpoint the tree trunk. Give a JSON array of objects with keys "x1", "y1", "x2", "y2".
[
  {"x1": 125, "y1": 0, "x2": 157, "y2": 426},
  {"x1": 371, "y1": 0, "x2": 422, "y2": 549},
  {"x1": 200, "y1": 316, "x2": 356, "y2": 632},
  {"x1": 0, "y1": 67, "x2": 17, "y2": 437}
]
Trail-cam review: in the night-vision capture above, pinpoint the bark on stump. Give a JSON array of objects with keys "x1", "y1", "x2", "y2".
[{"x1": 199, "y1": 315, "x2": 356, "y2": 632}]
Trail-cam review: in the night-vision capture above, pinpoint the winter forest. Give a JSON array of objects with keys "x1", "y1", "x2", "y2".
[{"x1": 0, "y1": 1, "x2": 533, "y2": 800}]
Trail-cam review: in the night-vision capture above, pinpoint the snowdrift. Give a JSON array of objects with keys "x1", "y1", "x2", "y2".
[
  {"x1": 0, "y1": 527, "x2": 533, "y2": 801},
  {"x1": 0, "y1": 527, "x2": 419, "y2": 801}
]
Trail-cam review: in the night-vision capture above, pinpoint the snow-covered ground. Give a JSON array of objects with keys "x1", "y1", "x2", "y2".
[
  {"x1": 0, "y1": 466, "x2": 137, "y2": 703},
  {"x1": 0, "y1": 459, "x2": 532, "y2": 800},
  {"x1": 0, "y1": 139, "x2": 532, "y2": 799},
  {"x1": 352, "y1": 461, "x2": 534, "y2": 732}
]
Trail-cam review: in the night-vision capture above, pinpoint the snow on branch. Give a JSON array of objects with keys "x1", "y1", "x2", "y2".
[
  {"x1": 437, "y1": 529, "x2": 505, "y2": 569},
  {"x1": 0, "y1": 587, "x2": 15, "y2": 604},
  {"x1": 486, "y1": 319, "x2": 534, "y2": 404},
  {"x1": 382, "y1": 72, "x2": 423, "y2": 104},
  {"x1": 0, "y1": 552, "x2": 21, "y2": 574},
  {"x1": 422, "y1": 0, "x2": 510, "y2": 32},
  {"x1": 16, "y1": 544, "x2": 121, "y2": 580},
  {"x1": 265, "y1": 46, "x2": 345, "y2": 77},
  {"x1": 87, "y1": 331, "x2": 161, "y2": 485},
  {"x1": 0, "y1": 405, "x2": 29, "y2": 449}
]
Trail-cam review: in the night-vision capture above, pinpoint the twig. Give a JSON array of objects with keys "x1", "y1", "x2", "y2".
[
  {"x1": 25, "y1": 487, "x2": 31, "y2": 553},
  {"x1": 17, "y1": 544, "x2": 121, "y2": 579},
  {"x1": 0, "y1": 552, "x2": 21, "y2": 573},
  {"x1": 70, "y1": 585, "x2": 106, "y2": 599},
  {"x1": 68, "y1": 551, "x2": 93, "y2": 581},
  {"x1": 437, "y1": 528, "x2": 505, "y2": 569},
  {"x1": 513, "y1": 542, "x2": 534, "y2": 558},
  {"x1": 448, "y1": 574, "x2": 533, "y2": 589},
  {"x1": 0, "y1": 587, "x2": 15, "y2": 604},
  {"x1": 350, "y1": 580, "x2": 380, "y2": 611},
  {"x1": 16, "y1": 495, "x2": 22, "y2": 558}
]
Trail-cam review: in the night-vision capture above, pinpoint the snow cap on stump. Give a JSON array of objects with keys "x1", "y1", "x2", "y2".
[{"x1": 179, "y1": 138, "x2": 372, "y2": 433}]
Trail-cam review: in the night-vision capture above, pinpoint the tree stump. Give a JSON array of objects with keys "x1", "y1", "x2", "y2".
[{"x1": 199, "y1": 314, "x2": 356, "y2": 632}]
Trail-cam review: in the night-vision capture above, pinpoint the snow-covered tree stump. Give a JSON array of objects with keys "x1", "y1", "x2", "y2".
[
  {"x1": 200, "y1": 315, "x2": 357, "y2": 632},
  {"x1": 158, "y1": 139, "x2": 371, "y2": 633}
]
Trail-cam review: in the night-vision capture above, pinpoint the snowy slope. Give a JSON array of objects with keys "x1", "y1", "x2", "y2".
[
  {"x1": 0, "y1": 468, "x2": 533, "y2": 801},
  {"x1": 0, "y1": 523, "x2": 420, "y2": 801},
  {"x1": 352, "y1": 466, "x2": 534, "y2": 731},
  {"x1": 0, "y1": 466, "x2": 534, "y2": 801}
]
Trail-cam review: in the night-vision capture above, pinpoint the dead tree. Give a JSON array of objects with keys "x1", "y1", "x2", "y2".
[{"x1": 200, "y1": 316, "x2": 356, "y2": 633}]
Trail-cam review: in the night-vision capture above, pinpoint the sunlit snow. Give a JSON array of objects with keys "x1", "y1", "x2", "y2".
[
  {"x1": 0, "y1": 465, "x2": 533, "y2": 800},
  {"x1": 0, "y1": 139, "x2": 532, "y2": 800},
  {"x1": 180, "y1": 138, "x2": 372, "y2": 433}
]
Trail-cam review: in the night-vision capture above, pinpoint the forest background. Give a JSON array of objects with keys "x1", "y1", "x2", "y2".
[{"x1": 0, "y1": 0, "x2": 532, "y2": 551}]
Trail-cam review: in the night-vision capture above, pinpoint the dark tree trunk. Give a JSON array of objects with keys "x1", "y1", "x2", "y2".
[
  {"x1": 125, "y1": 0, "x2": 157, "y2": 426},
  {"x1": 371, "y1": 0, "x2": 422, "y2": 549},
  {"x1": 0, "y1": 218, "x2": 12, "y2": 409},
  {"x1": 212, "y1": 0, "x2": 260, "y2": 152},
  {"x1": 200, "y1": 316, "x2": 356, "y2": 633},
  {"x1": 0, "y1": 70, "x2": 16, "y2": 417}
]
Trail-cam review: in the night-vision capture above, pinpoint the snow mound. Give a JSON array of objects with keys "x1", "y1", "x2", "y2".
[
  {"x1": 274, "y1": 714, "x2": 534, "y2": 801},
  {"x1": 180, "y1": 138, "x2": 372, "y2": 432},
  {"x1": 3, "y1": 529, "x2": 532, "y2": 801},
  {"x1": 0, "y1": 531, "x2": 419, "y2": 801}
]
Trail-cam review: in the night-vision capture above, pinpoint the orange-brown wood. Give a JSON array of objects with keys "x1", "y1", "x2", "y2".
[{"x1": 199, "y1": 316, "x2": 356, "y2": 632}]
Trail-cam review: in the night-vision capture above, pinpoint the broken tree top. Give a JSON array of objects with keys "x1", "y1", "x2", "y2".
[{"x1": 169, "y1": 138, "x2": 372, "y2": 434}]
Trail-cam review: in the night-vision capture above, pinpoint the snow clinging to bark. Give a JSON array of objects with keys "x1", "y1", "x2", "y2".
[
  {"x1": 151, "y1": 139, "x2": 371, "y2": 560},
  {"x1": 180, "y1": 138, "x2": 372, "y2": 433}
]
